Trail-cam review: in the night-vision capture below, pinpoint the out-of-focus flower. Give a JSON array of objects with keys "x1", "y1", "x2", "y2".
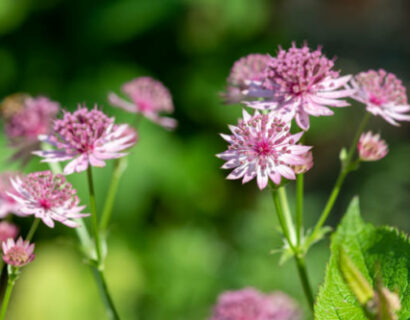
[
  {"x1": 33, "y1": 107, "x2": 137, "y2": 175},
  {"x1": 349, "y1": 69, "x2": 410, "y2": 126},
  {"x1": 209, "y1": 288, "x2": 301, "y2": 320},
  {"x1": 357, "y1": 131, "x2": 388, "y2": 161},
  {"x1": 0, "y1": 222, "x2": 19, "y2": 244},
  {"x1": 222, "y1": 54, "x2": 270, "y2": 104},
  {"x1": 0, "y1": 172, "x2": 22, "y2": 218},
  {"x1": 2, "y1": 237, "x2": 35, "y2": 267},
  {"x1": 245, "y1": 43, "x2": 354, "y2": 130},
  {"x1": 292, "y1": 150, "x2": 313, "y2": 174},
  {"x1": 217, "y1": 110, "x2": 311, "y2": 190},
  {"x1": 7, "y1": 171, "x2": 88, "y2": 228},
  {"x1": 108, "y1": 77, "x2": 177, "y2": 129},
  {"x1": 1, "y1": 94, "x2": 59, "y2": 163}
]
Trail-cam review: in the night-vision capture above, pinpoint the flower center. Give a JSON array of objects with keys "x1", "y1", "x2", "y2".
[
  {"x1": 7, "y1": 248, "x2": 28, "y2": 264},
  {"x1": 369, "y1": 94, "x2": 384, "y2": 106},
  {"x1": 254, "y1": 140, "x2": 272, "y2": 156},
  {"x1": 39, "y1": 198, "x2": 52, "y2": 210}
]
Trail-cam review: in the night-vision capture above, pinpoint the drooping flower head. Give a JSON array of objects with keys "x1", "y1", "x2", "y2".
[
  {"x1": 217, "y1": 110, "x2": 311, "y2": 190},
  {"x1": 0, "y1": 222, "x2": 19, "y2": 244},
  {"x1": 0, "y1": 172, "x2": 23, "y2": 218},
  {"x1": 2, "y1": 237, "x2": 35, "y2": 267},
  {"x1": 108, "y1": 77, "x2": 177, "y2": 129},
  {"x1": 291, "y1": 150, "x2": 313, "y2": 174},
  {"x1": 349, "y1": 69, "x2": 410, "y2": 126},
  {"x1": 209, "y1": 288, "x2": 301, "y2": 320},
  {"x1": 33, "y1": 106, "x2": 137, "y2": 175},
  {"x1": 222, "y1": 54, "x2": 271, "y2": 104},
  {"x1": 246, "y1": 43, "x2": 354, "y2": 130},
  {"x1": 1, "y1": 94, "x2": 59, "y2": 163},
  {"x1": 357, "y1": 131, "x2": 388, "y2": 162},
  {"x1": 7, "y1": 171, "x2": 88, "y2": 228}
]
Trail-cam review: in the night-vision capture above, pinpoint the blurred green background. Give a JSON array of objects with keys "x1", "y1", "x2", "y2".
[{"x1": 0, "y1": 0, "x2": 409, "y2": 319}]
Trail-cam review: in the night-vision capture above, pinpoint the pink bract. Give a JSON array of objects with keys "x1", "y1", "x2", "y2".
[
  {"x1": 349, "y1": 69, "x2": 410, "y2": 126},
  {"x1": 245, "y1": 43, "x2": 354, "y2": 130},
  {"x1": 217, "y1": 110, "x2": 311, "y2": 190},
  {"x1": 358, "y1": 131, "x2": 388, "y2": 161},
  {"x1": 7, "y1": 171, "x2": 88, "y2": 228},
  {"x1": 0, "y1": 222, "x2": 19, "y2": 244},
  {"x1": 0, "y1": 172, "x2": 22, "y2": 218},
  {"x1": 33, "y1": 107, "x2": 137, "y2": 175},
  {"x1": 2, "y1": 237, "x2": 35, "y2": 267},
  {"x1": 108, "y1": 77, "x2": 177, "y2": 129}
]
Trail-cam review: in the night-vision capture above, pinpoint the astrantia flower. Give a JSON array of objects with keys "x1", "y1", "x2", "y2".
[
  {"x1": 0, "y1": 222, "x2": 19, "y2": 244},
  {"x1": 1, "y1": 94, "x2": 59, "y2": 163},
  {"x1": 7, "y1": 171, "x2": 88, "y2": 228},
  {"x1": 357, "y1": 131, "x2": 388, "y2": 161},
  {"x1": 217, "y1": 110, "x2": 311, "y2": 190},
  {"x1": 2, "y1": 237, "x2": 35, "y2": 267},
  {"x1": 209, "y1": 288, "x2": 301, "y2": 320},
  {"x1": 222, "y1": 54, "x2": 270, "y2": 104},
  {"x1": 0, "y1": 172, "x2": 22, "y2": 218},
  {"x1": 246, "y1": 43, "x2": 354, "y2": 130},
  {"x1": 108, "y1": 77, "x2": 177, "y2": 129},
  {"x1": 291, "y1": 150, "x2": 313, "y2": 174},
  {"x1": 33, "y1": 107, "x2": 137, "y2": 175},
  {"x1": 349, "y1": 69, "x2": 410, "y2": 126}
]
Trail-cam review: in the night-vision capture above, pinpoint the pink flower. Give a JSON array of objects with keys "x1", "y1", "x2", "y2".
[
  {"x1": 217, "y1": 110, "x2": 311, "y2": 190},
  {"x1": 108, "y1": 77, "x2": 177, "y2": 129},
  {"x1": 349, "y1": 69, "x2": 410, "y2": 126},
  {"x1": 33, "y1": 107, "x2": 137, "y2": 175},
  {"x1": 291, "y1": 150, "x2": 313, "y2": 174},
  {"x1": 245, "y1": 43, "x2": 354, "y2": 130},
  {"x1": 0, "y1": 222, "x2": 19, "y2": 244},
  {"x1": 1, "y1": 94, "x2": 59, "y2": 163},
  {"x1": 7, "y1": 171, "x2": 88, "y2": 228},
  {"x1": 209, "y1": 288, "x2": 301, "y2": 320},
  {"x1": 0, "y1": 172, "x2": 22, "y2": 218},
  {"x1": 222, "y1": 54, "x2": 271, "y2": 104},
  {"x1": 2, "y1": 237, "x2": 35, "y2": 267},
  {"x1": 357, "y1": 131, "x2": 388, "y2": 161}
]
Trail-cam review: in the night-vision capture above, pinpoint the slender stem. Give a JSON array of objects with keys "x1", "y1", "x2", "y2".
[
  {"x1": 86, "y1": 167, "x2": 103, "y2": 264},
  {"x1": 92, "y1": 268, "x2": 120, "y2": 320},
  {"x1": 295, "y1": 174, "x2": 304, "y2": 246},
  {"x1": 278, "y1": 187, "x2": 296, "y2": 246},
  {"x1": 0, "y1": 274, "x2": 16, "y2": 320},
  {"x1": 26, "y1": 218, "x2": 40, "y2": 242},
  {"x1": 294, "y1": 255, "x2": 314, "y2": 310}
]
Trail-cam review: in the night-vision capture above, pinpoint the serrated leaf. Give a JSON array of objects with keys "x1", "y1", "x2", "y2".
[{"x1": 314, "y1": 197, "x2": 410, "y2": 320}]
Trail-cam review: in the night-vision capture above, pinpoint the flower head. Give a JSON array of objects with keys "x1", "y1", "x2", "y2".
[
  {"x1": 33, "y1": 107, "x2": 137, "y2": 175},
  {"x1": 349, "y1": 69, "x2": 410, "y2": 126},
  {"x1": 291, "y1": 150, "x2": 313, "y2": 174},
  {"x1": 7, "y1": 171, "x2": 88, "y2": 228},
  {"x1": 357, "y1": 131, "x2": 388, "y2": 161},
  {"x1": 0, "y1": 172, "x2": 23, "y2": 218},
  {"x1": 2, "y1": 237, "x2": 35, "y2": 267},
  {"x1": 108, "y1": 77, "x2": 177, "y2": 129},
  {"x1": 209, "y1": 288, "x2": 300, "y2": 320},
  {"x1": 222, "y1": 54, "x2": 270, "y2": 104},
  {"x1": 217, "y1": 110, "x2": 311, "y2": 190},
  {"x1": 0, "y1": 222, "x2": 19, "y2": 244},
  {"x1": 245, "y1": 43, "x2": 354, "y2": 130}
]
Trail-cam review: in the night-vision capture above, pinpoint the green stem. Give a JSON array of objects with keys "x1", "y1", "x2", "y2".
[
  {"x1": 86, "y1": 167, "x2": 103, "y2": 265},
  {"x1": 295, "y1": 174, "x2": 304, "y2": 246},
  {"x1": 0, "y1": 272, "x2": 17, "y2": 320},
  {"x1": 26, "y1": 218, "x2": 40, "y2": 242},
  {"x1": 100, "y1": 158, "x2": 128, "y2": 231},
  {"x1": 278, "y1": 187, "x2": 296, "y2": 246},
  {"x1": 294, "y1": 255, "x2": 315, "y2": 310},
  {"x1": 92, "y1": 268, "x2": 120, "y2": 320}
]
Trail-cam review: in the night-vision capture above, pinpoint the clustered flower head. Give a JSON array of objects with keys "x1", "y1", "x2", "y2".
[
  {"x1": 33, "y1": 107, "x2": 136, "y2": 174},
  {"x1": 108, "y1": 76, "x2": 177, "y2": 129},
  {"x1": 217, "y1": 110, "x2": 311, "y2": 190},
  {"x1": 223, "y1": 54, "x2": 271, "y2": 104},
  {"x1": 7, "y1": 171, "x2": 88, "y2": 228},
  {"x1": 209, "y1": 288, "x2": 300, "y2": 320},
  {"x1": 349, "y1": 69, "x2": 410, "y2": 126},
  {"x1": 357, "y1": 131, "x2": 388, "y2": 161},
  {"x1": 0, "y1": 172, "x2": 22, "y2": 218},
  {"x1": 0, "y1": 221, "x2": 19, "y2": 244},
  {"x1": 2, "y1": 237, "x2": 35, "y2": 267}
]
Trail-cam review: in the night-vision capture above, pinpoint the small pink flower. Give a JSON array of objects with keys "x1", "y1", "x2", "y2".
[
  {"x1": 349, "y1": 69, "x2": 410, "y2": 126},
  {"x1": 245, "y1": 43, "x2": 355, "y2": 130},
  {"x1": 222, "y1": 54, "x2": 271, "y2": 104},
  {"x1": 292, "y1": 150, "x2": 313, "y2": 174},
  {"x1": 0, "y1": 222, "x2": 19, "y2": 244},
  {"x1": 7, "y1": 171, "x2": 88, "y2": 228},
  {"x1": 2, "y1": 237, "x2": 35, "y2": 267},
  {"x1": 108, "y1": 77, "x2": 177, "y2": 129},
  {"x1": 217, "y1": 110, "x2": 311, "y2": 190},
  {"x1": 209, "y1": 288, "x2": 301, "y2": 320},
  {"x1": 357, "y1": 131, "x2": 388, "y2": 161},
  {"x1": 0, "y1": 172, "x2": 22, "y2": 218},
  {"x1": 33, "y1": 107, "x2": 137, "y2": 175}
]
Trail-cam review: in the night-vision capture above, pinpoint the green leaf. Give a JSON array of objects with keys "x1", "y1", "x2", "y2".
[{"x1": 314, "y1": 197, "x2": 410, "y2": 320}]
